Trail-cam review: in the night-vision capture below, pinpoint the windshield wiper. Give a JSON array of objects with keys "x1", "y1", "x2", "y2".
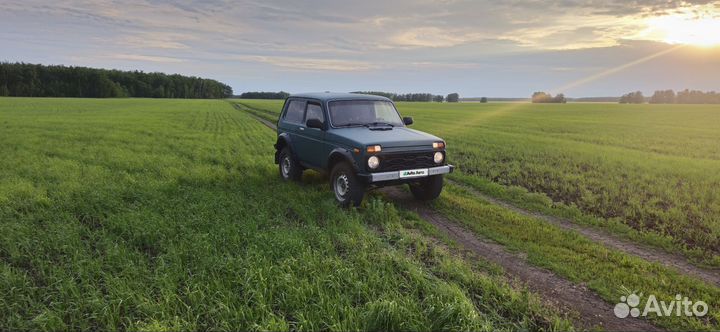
[
  {"x1": 337, "y1": 122, "x2": 395, "y2": 128},
  {"x1": 336, "y1": 123, "x2": 370, "y2": 128}
]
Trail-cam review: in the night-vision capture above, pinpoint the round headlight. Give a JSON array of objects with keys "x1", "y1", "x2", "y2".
[
  {"x1": 433, "y1": 151, "x2": 444, "y2": 164},
  {"x1": 368, "y1": 156, "x2": 380, "y2": 169}
]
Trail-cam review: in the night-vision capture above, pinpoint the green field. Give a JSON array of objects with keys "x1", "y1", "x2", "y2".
[
  {"x1": 0, "y1": 98, "x2": 573, "y2": 330},
  {"x1": 235, "y1": 99, "x2": 720, "y2": 266},
  {"x1": 2, "y1": 98, "x2": 719, "y2": 330}
]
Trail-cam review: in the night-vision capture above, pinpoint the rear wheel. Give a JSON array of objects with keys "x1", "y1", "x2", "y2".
[
  {"x1": 330, "y1": 162, "x2": 365, "y2": 208},
  {"x1": 278, "y1": 147, "x2": 302, "y2": 181},
  {"x1": 409, "y1": 175, "x2": 444, "y2": 201}
]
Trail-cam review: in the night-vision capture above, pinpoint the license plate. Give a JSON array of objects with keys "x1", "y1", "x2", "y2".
[{"x1": 399, "y1": 168, "x2": 428, "y2": 178}]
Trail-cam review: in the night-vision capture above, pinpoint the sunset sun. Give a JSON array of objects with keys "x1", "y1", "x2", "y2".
[{"x1": 644, "y1": 12, "x2": 720, "y2": 47}]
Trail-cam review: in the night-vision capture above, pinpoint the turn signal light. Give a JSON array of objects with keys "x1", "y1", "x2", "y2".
[
  {"x1": 433, "y1": 142, "x2": 445, "y2": 149},
  {"x1": 366, "y1": 145, "x2": 382, "y2": 153}
]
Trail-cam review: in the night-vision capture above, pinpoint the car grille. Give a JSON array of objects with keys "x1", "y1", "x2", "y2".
[{"x1": 375, "y1": 152, "x2": 439, "y2": 172}]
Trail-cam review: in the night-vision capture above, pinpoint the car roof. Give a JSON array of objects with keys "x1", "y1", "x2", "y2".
[{"x1": 289, "y1": 92, "x2": 391, "y2": 102}]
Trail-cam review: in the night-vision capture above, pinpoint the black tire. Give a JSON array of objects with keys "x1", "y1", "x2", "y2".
[
  {"x1": 278, "y1": 147, "x2": 303, "y2": 181},
  {"x1": 409, "y1": 175, "x2": 444, "y2": 201},
  {"x1": 330, "y1": 162, "x2": 365, "y2": 208}
]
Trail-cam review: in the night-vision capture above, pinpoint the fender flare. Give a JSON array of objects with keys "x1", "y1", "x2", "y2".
[
  {"x1": 327, "y1": 148, "x2": 360, "y2": 173},
  {"x1": 274, "y1": 133, "x2": 294, "y2": 164}
]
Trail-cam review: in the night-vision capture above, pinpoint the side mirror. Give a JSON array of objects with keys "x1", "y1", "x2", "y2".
[
  {"x1": 403, "y1": 117, "x2": 414, "y2": 126},
  {"x1": 306, "y1": 118, "x2": 324, "y2": 129}
]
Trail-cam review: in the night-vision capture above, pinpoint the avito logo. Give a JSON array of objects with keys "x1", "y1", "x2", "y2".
[{"x1": 614, "y1": 293, "x2": 708, "y2": 318}]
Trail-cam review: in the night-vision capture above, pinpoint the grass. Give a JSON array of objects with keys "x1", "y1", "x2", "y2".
[
  {"x1": 235, "y1": 99, "x2": 720, "y2": 266},
  {"x1": 234, "y1": 98, "x2": 720, "y2": 330},
  {"x1": 229, "y1": 99, "x2": 282, "y2": 124},
  {"x1": 433, "y1": 185, "x2": 720, "y2": 331},
  {"x1": 407, "y1": 102, "x2": 720, "y2": 265},
  {"x1": 4, "y1": 97, "x2": 719, "y2": 330},
  {"x1": 0, "y1": 98, "x2": 572, "y2": 331}
]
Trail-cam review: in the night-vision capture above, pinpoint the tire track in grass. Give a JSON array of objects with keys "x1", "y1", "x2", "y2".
[
  {"x1": 446, "y1": 178, "x2": 720, "y2": 288},
  {"x1": 237, "y1": 104, "x2": 664, "y2": 331},
  {"x1": 228, "y1": 102, "x2": 277, "y2": 130},
  {"x1": 380, "y1": 186, "x2": 662, "y2": 332}
]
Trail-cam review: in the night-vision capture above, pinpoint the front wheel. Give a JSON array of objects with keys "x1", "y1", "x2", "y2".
[
  {"x1": 330, "y1": 162, "x2": 365, "y2": 208},
  {"x1": 409, "y1": 175, "x2": 444, "y2": 201}
]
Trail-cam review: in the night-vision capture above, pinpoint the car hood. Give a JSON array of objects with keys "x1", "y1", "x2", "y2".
[{"x1": 334, "y1": 126, "x2": 441, "y2": 148}]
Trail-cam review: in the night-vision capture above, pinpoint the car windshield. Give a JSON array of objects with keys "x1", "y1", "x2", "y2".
[{"x1": 328, "y1": 100, "x2": 403, "y2": 127}]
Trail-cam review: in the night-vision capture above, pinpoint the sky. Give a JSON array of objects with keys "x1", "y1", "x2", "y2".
[{"x1": 2, "y1": 0, "x2": 720, "y2": 97}]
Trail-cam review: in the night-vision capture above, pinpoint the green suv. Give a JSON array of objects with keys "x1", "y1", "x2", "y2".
[{"x1": 274, "y1": 92, "x2": 454, "y2": 207}]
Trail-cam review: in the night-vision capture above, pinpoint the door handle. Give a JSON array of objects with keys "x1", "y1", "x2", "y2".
[{"x1": 299, "y1": 127, "x2": 305, "y2": 131}]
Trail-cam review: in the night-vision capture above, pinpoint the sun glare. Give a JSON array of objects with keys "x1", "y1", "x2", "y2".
[{"x1": 644, "y1": 12, "x2": 720, "y2": 47}]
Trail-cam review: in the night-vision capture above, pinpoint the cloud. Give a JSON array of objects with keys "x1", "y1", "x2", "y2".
[
  {"x1": 233, "y1": 55, "x2": 378, "y2": 71},
  {"x1": 2, "y1": 0, "x2": 720, "y2": 96},
  {"x1": 116, "y1": 33, "x2": 191, "y2": 50},
  {"x1": 407, "y1": 61, "x2": 482, "y2": 69},
  {"x1": 108, "y1": 54, "x2": 186, "y2": 63},
  {"x1": 389, "y1": 27, "x2": 486, "y2": 48}
]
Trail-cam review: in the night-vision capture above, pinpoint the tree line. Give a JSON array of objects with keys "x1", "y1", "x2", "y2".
[
  {"x1": 0, "y1": 62, "x2": 233, "y2": 99},
  {"x1": 618, "y1": 89, "x2": 720, "y2": 104},
  {"x1": 619, "y1": 91, "x2": 645, "y2": 104},
  {"x1": 352, "y1": 91, "x2": 460, "y2": 102},
  {"x1": 650, "y1": 89, "x2": 720, "y2": 104},
  {"x1": 237, "y1": 91, "x2": 290, "y2": 99},
  {"x1": 531, "y1": 92, "x2": 566, "y2": 103},
  {"x1": 461, "y1": 97, "x2": 491, "y2": 103}
]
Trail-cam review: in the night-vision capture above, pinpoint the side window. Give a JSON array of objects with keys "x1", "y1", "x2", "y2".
[
  {"x1": 305, "y1": 103, "x2": 324, "y2": 122},
  {"x1": 284, "y1": 100, "x2": 305, "y2": 124}
]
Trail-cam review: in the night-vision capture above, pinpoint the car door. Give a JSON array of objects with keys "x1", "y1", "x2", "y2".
[
  {"x1": 278, "y1": 98, "x2": 307, "y2": 159},
  {"x1": 297, "y1": 101, "x2": 329, "y2": 168}
]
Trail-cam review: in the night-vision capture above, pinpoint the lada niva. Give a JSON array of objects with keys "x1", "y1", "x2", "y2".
[{"x1": 274, "y1": 92, "x2": 454, "y2": 207}]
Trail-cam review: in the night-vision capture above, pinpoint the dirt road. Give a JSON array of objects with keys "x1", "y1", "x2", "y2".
[
  {"x1": 447, "y1": 179, "x2": 720, "y2": 287},
  {"x1": 381, "y1": 186, "x2": 662, "y2": 331}
]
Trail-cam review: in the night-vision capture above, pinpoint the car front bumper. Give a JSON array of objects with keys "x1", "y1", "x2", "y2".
[{"x1": 362, "y1": 165, "x2": 454, "y2": 183}]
